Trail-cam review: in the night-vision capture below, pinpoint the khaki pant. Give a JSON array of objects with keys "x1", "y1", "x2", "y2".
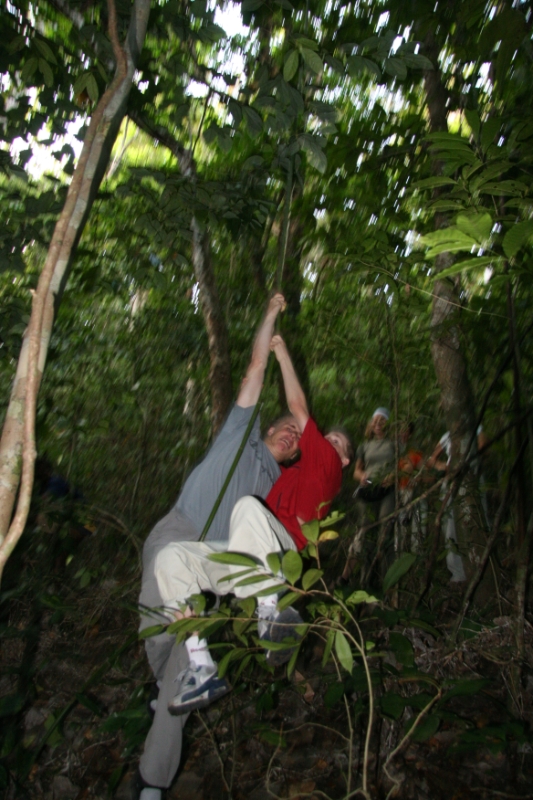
[{"x1": 155, "y1": 496, "x2": 297, "y2": 609}]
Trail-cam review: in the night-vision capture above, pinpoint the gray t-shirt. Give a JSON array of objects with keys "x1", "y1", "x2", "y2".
[
  {"x1": 356, "y1": 438, "x2": 395, "y2": 482},
  {"x1": 175, "y1": 404, "x2": 280, "y2": 542}
]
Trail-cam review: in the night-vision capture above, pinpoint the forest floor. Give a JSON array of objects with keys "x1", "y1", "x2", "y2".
[{"x1": 2, "y1": 526, "x2": 533, "y2": 800}]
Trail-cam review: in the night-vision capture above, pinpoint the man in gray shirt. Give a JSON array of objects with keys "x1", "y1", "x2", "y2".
[{"x1": 136, "y1": 294, "x2": 301, "y2": 799}]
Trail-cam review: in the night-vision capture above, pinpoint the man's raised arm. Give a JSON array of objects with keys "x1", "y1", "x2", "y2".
[
  {"x1": 270, "y1": 334, "x2": 309, "y2": 433},
  {"x1": 237, "y1": 294, "x2": 286, "y2": 408}
]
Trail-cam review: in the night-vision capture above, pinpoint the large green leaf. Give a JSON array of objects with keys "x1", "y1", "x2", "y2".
[
  {"x1": 284, "y1": 49, "x2": 299, "y2": 82},
  {"x1": 384, "y1": 57, "x2": 407, "y2": 80},
  {"x1": 436, "y1": 255, "x2": 497, "y2": 279},
  {"x1": 406, "y1": 714, "x2": 440, "y2": 742},
  {"x1": 335, "y1": 631, "x2": 353, "y2": 674},
  {"x1": 301, "y1": 48, "x2": 323, "y2": 74},
  {"x1": 302, "y1": 568, "x2": 323, "y2": 590},
  {"x1": 502, "y1": 221, "x2": 533, "y2": 259},
  {"x1": 281, "y1": 550, "x2": 303, "y2": 584},
  {"x1": 412, "y1": 177, "x2": 457, "y2": 190},
  {"x1": 208, "y1": 552, "x2": 258, "y2": 567},
  {"x1": 266, "y1": 553, "x2": 281, "y2": 574},
  {"x1": 382, "y1": 553, "x2": 417, "y2": 592},
  {"x1": 455, "y1": 212, "x2": 492, "y2": 245},
  {"x1": 381, "y1": 691, "x2": 406, "y2": 720}
]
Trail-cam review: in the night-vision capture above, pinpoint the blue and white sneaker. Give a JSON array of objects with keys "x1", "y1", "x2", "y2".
[
  {"x1": 168, "y1": 661, "x2": 231, "y2": 715},
  {"x1": 259, "y1": 607, "x2": 304, "y2": 667}
]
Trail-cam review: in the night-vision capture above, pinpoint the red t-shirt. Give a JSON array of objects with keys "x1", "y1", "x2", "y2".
[
  {"x1": 265, "y1": 418, "x2": 343, "y2": 550},
  {"x1": 398, "y1": 450, "x2": 423, "y2": 488}
]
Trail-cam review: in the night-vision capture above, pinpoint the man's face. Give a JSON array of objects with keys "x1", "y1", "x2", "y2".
[
  {"x1": 325, "y1": 431, "x2": 350, "y2": 468},
  {"x1": 264, "y1": 418, "x2": 301, "y2": 463}
]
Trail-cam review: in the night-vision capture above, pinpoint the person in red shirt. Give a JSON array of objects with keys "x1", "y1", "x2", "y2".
[
  {"x1": 264, "y1": 335, "x2": 351, "y2": 549},
  {"x1": 156, "y1": 334, "x2": 352, "y2": 716}
]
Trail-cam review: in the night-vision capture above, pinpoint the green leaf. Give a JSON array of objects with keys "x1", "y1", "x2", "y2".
[
  {"x1": 34, "y1": 38, "x2": 57, "y2": 64},
  {"x1": 243, "y1": 106, "x2": 263, "y2": 138},
  {"x1": 402, "y1": 53, "x2": 433, "y2": 70},
  {"x1": 406, "y1": 714, "x2": 440, "y2": 742},
  {"x1": 481, "y1": 117, "x2": 502, "y2": 152},
  {"x1": 346, "y1": 55, "x2": 381, "y2": 80},
  {"x1": 216, "y1": 567, "x2": 255, "y2": 583},
  {"x1": 464, "y1": 109, "x2": 480, "y2": 137},
  {"x1": 388, "y1": 632, "x2": 415, "y2": 667},
  {"x1": 287, "y1": 641, "x2": 301, "y2": 677},
  {"x1": 455, "y1": 212, "x2": 492, "y2": 245},
  {"x1": 335, "y1": 631, "x2": 353, "y2": 674},
  {"x1": 218, "y1": 647, "x2": 246, "y2": 677},
  {"x1": 346, "y1": 590, "x2": 378, "y2": 605},
  {"x1": 276, "y1": 591, "x2": 300, "y2": 611},
  {"x1": 420, "y1": 228, "x2": 477, "y2": 249},
  {"x1": 299, "y1": 135, "x2": 327, "y2": 174},
  {"x1": 382, "y1": 553, "x2": 417, "y2": 592},
  {"x1": 86, "y1": 73, "x2": 99, "y2": 103},
  {"x1": 302, "y1": 568, "x2": 323, "y2": 590},
  {"x1": 384, "y1": 57, "x2": 407, "y2": 80},
  {"x1": 301, "y1": 519, "x2": 319, "y2": 542},
  {"x1": 21, "y1": 56, "x2": 38, "y2": 83},
  {"x1": 412, "y1": 177, "x2": 457, "y2": 190},
  {"x1": 242, "y1": 155, "x2": 264, "y2": 170},
  {"x1": 442, "y1": 678, "x2": 488, "y2": 701},
  {"x1": 502, "y1": 220, "x2": 533, "y2": 259},
  {"x1": 234, "y1": 574, "x2": 274, "y2": 587},
  {"x1": 284, "y1": 49, "x2": 299, "y2": 82},
  {"x1": 407, "y1": 619, "x2": 440, "y2": 638},
  {"x1": 381, "y1": 692, "x2": 406, "y2": 720},
  {"x1": 208, "y1": 551, "x2": 258, "y2": 567},
  {"x1": 479, "y1": 180, "x2": 528, "y2": 196},
  {"x1": 301, "y1": 48, "x2": 323, "y2": 73},
  {"x1": 294, "y1": 37, "x2": 319, "y2": 51},
  {"x1": 436, "y1": 255, "x2": 496, "y2": 279},
  {"x1": 281, "y1": 550, "x2": 303, "y2": 585},
  {"x1": 139, "y1": 624, "x2": 166, "y2": 639},
  {"x1": 324, "y1": 682, "x2": 345, "y2": 707},
  {"x1": 38, "y1": 58, "x2": 54, "y2": 87},
  {"x1": 266, "y1": 552, "x2": 281, "y2": 574},
  {"x1": 255, "y1": 583, "x2": 286, "y2": 597},
  {"x1": 322, "y1": 629, "x2": 335, "y2": 667},
  {"x1": 237, "y1": 597, "x2": 256, "y2": 618}
]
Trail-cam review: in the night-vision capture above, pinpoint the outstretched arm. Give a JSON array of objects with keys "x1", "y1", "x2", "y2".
[
  {"x1": 270, "y1": 334, "x2": 309, "y2": 433},
  {"x1": 237, "y1": 294, "x2": 286, "y2": 408}
]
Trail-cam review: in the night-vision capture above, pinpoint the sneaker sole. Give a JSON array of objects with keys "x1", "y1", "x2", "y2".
[{"x1": 168, "y1": 676, "x2": 231, "y2": 715}]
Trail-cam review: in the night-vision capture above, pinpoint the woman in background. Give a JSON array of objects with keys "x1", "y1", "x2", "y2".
[{"x1": 341, "y1": 407, "x2": 395, "y2": 584}]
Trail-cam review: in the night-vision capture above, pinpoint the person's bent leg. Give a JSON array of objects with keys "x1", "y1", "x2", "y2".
[
  {"x1": 227, "y1": 496, "x2": 296, "y2": 598},
  {"x1": 227, "y1": 496, "x2": 303, "y2": 666}
]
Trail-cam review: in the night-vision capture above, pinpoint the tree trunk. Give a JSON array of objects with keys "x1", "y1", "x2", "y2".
[
  {"x1": 0, "y1": 0, "x2": 151, "y2": 578},
  {"x1": 423, "y1": 34, "x2": 491, "y2": 599}
]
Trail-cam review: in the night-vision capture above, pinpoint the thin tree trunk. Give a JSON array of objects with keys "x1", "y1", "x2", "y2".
[
  {"x1": 423, "y1": 33, "x2": 490, "y2": 600},
  {"x1": 0, "y1": 0, "x2": 150, "y2": 577}
]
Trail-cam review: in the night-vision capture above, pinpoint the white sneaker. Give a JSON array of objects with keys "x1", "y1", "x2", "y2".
[
  {"x1": 168, "y1": 661, "x2": 231, "y2": 715},
  {"x1": 259, "y1": 607, "x2": 304, "y2": 666}
]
